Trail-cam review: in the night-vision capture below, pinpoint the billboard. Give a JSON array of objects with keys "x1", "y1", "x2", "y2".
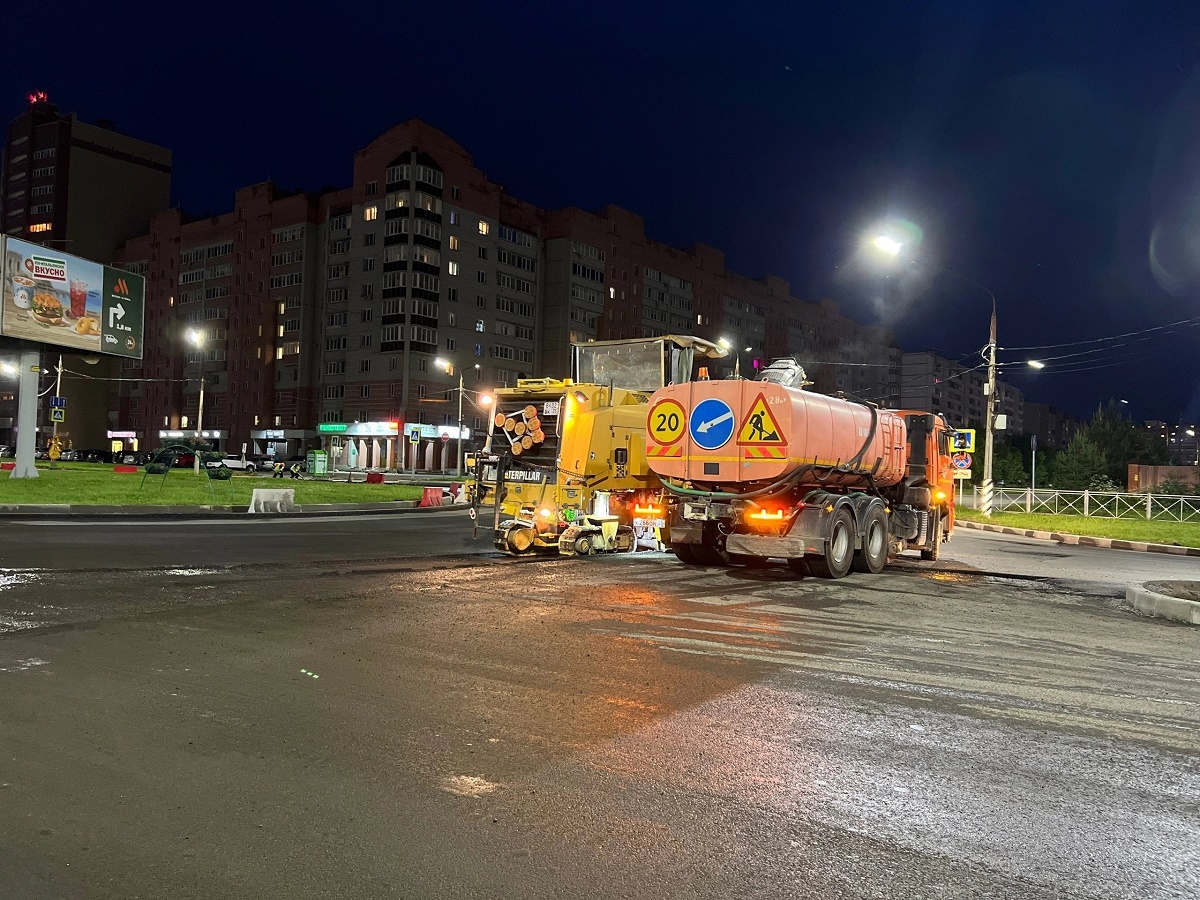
[{"x1": 1, "y1": 235, "x2": 144, "y2": 358}]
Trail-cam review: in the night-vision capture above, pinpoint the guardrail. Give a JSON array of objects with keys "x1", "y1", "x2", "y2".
[{"x1": 967, "y1": 487, "x2": 1200, "y2": 522}]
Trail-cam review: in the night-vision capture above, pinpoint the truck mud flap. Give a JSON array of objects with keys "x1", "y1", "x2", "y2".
[
  {"x1": 669, "y1": 522, "x2": 704, "y2": 545},
  {"x1": 725, "y1": 534, "x2": 807, "y2": 559}
]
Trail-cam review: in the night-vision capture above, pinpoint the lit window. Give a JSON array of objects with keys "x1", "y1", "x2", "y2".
[
  {"x1": 478, "y1": 221, "x2": 489, "y2": 236},
  {"x1": 449, "y1": 236, "x2": 460, "y2": 251},
  {"x1": 181, "y1": 416, "x2": 189, "y2": 428},
  {"x1": 448, "y1": 262, "x2": 460, "y2": 275},
  {"x1": 28, "y1": 223, "x2": 52, "y2": 234},
  {"x1": 475, "y1": 320, "x2": 485, "y2": 332},
  {"x1": 363, "y1": 206, "x2": 378, "y2": 221},
  {"x1": 449, "y1": 212, "x2": 460, "y2": 225}
]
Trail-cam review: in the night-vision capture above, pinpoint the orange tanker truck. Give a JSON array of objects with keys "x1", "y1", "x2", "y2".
[{"x1": 644, "y1": 358, "x2": 957, "y2": 578}]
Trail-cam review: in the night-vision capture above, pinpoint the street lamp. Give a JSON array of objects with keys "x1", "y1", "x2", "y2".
[
  {"x1": 435, "y1": 358, "x2": 481, "y2": 476},
  {"x1": 0, "y1": 362, "x2": 15, "y2": 377},
  {"x1": 865, "y1": 226, "x2": 1000, "y2": 516},
  {"x1": 187, "y1": 328, "x2": 205, "y2": 474},
  {"x1": 1026, "y1": 359, "x2": 1045, "y2": 369},
  {"x1": 718, "y1": 337, "x2": 751, "y2": 377}
]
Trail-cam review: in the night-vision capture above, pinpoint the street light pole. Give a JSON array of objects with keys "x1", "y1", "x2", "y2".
[
  {"x1": 188, "y1": 329, "x2": 205, "y2": 475},
  {"x1": 455, "y1": 370, "x2": 464, "y2": 478},
  {"x1": 981, "y1": 297, "x2": 997, "y2": 517}
]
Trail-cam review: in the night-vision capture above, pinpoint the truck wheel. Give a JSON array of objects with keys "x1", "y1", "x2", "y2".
[
  {"x1": 807, "y1": 507, "x2": 855, "y2": 579},
  {"x1": 671, "y1": 543, "x2": 703, "y2": 565},
  {"x1": 852, "y1": 506, "x2": 888, "y2": 574},
  {"x1": 921, "y1": 513, "x2": 943, "y2": 561},
  {"x1": 574, "y1": 536, "x2": 593, "y2": 556}
]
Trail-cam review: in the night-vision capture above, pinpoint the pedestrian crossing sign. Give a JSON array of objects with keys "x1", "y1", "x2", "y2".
[
  {"x1": 50, "y1": 408, "x2": 65, "y2": 423},
  {"x1": 737, "y1": 394, "x2": 785, "y2": 445}
]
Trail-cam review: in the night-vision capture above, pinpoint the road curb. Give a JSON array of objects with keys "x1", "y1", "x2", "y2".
[
  {"x1": 1127, "y1": 584, "x2": 1200, "y2": 625},
  {"x1": 0, "y1": 500, "x2": 470, "y2": 520},
  {"x1": 958, "y1": 520, "x2": 1200, "y2": 556}
]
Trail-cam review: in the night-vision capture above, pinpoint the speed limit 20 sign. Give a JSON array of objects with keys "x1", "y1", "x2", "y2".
[{"x1": 648, "y1": 398, "x2": 687, "y2": 445}]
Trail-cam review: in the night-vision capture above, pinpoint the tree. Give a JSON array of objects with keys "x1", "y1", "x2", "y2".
[
  {"x1": 1084, "y1": 401, "x2": 1169, "y2": 485},
  {"x1": 1054, "y1": 433, "x2": 1108, "y2": 489}
]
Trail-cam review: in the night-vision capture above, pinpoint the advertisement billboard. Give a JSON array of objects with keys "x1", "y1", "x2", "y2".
[{"x1": 0, "y1": 235, "x2": 145, "y2": 359}]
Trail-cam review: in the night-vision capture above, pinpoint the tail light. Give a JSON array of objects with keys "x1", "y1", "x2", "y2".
[
  {"x1": 634, "y1": 504, "x2": 663, "y2": 517},
  {"x1": 748, "y1": 508, "x2": 785, "y2": 521}
]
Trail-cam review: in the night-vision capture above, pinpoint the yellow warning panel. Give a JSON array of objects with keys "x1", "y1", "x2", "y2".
[
  {"x1": 648, "y1": 398, "x2": 687, "y2": 445},
  {"x1": 737, "y1": 393, "x2": 786, "y2": 445}
]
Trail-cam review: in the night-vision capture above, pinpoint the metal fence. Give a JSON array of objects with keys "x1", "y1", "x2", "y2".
[{"x1": 968, "y1": 487, "x2": 1200, "y2": 522}]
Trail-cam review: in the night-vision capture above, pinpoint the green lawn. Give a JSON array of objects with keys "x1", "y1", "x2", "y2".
[
  {"x1": 956, "y1": 507, "x2": 1200, "y2": 548},
  {"x1": 0, "y1": 463, "x2": 424, "y2": 507}
]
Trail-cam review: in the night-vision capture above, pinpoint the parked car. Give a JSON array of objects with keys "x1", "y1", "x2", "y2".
[
  {"x1": 247, "y1": 454, "x2": 275, "y2": 472},
  {"x1": 169, "y1": 452, "x2": 196, "y2": 468},
  {"x1": 206, "y1": 454, "x2": 256, "y2": 472}
]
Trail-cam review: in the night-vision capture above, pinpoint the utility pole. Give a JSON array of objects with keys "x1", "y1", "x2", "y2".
[
  {"x1": 981, "y1": 300, "x2": 998, "y2": 517},
  {"x1": 49, "y1": 353, "x2": 63, "y2": 469}
]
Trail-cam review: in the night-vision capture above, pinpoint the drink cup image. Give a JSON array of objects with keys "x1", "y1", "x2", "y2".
[
  {"x1": 69, "y1": 279, "x2": 87, "y2": 319},
  {"x1": 11, "y1": 275, "x2": 35, "y2": 309}
]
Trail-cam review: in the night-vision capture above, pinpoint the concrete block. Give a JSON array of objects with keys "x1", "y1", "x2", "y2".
[{"x1": 1127, "y1": 585, "x2": 1200, "y2": 625}]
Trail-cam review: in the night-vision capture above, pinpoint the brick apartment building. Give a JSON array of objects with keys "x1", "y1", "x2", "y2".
[
  {"x1": 112, "y1": 119, "x2": 901, "y2": 467},
  {"x1": 1, "y1": 94, "x2": 171, "y2": 449},
  {"x1": 900, "y1": 351, "x2": 1025, "y2": 434}
]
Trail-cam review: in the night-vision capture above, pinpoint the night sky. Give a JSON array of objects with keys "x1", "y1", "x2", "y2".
[{"x1": 7, "y1": 1, "x2": 1200, "y2": 422}]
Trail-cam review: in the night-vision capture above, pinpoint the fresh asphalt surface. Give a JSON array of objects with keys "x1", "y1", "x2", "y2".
[{"x1": 1, "y1": 512, "x2": 1197, "y2": 898}]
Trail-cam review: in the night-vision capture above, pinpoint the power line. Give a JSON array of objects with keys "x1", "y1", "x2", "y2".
[{"x1": 1000, "y1": 315, "x2": 1200, "y2": 353}]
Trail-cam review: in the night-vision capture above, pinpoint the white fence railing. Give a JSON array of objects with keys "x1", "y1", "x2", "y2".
[{"x1": 966, "y1": 487, "x2": 1200, "y2": 522}]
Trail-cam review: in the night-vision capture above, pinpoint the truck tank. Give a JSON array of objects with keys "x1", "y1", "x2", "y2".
[{"x1": 645, "y1": 373, "x2": 907, "y2": 491}]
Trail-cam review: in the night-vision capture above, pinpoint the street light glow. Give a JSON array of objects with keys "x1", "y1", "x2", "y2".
[
  {"x1": 871, "y1": 235, "x2": 903, "y2": 256},
  {"x1": 718, "y1": 337, "x2": 732, "y2": 350},
  {"x1": 187, "y1": 328, "x2": 202, "y2": 346},
  {"x1": 0, "y1": 361, "x2": 16, "y2": 376},
  {"x1": 479, "y1": 394, "x2": 493, "y2": 407},
  {"x1": 434, "y1": 357, "x2": 450, "y2": 371},
  {"x1": 1026, "y1": 360, "x2": 1045, "y2": 369}
]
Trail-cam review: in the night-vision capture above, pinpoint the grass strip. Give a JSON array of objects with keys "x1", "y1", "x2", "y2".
[
  {"x1": 956, "y1": 507, "x2": 1200, "y2": 548},
  {"x1": 0, "y1": 463, "x2": 424, "y2": 507}
]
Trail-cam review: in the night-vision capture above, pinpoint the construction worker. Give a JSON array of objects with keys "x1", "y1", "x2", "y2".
[
  {"x1": 288, "y1": 460, "x2": 303, "y2": 479},
  {"x1": 272, "y1": 461, "x2": 286, "y2": 478}
]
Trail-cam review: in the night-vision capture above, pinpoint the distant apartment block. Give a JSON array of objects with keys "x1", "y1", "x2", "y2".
[
  {"x1": 1, "y1": 93, "x2": 172, "y2": 449},
  {"x1": 900, "y1": 351, "x2": 1024, "y2": 434},
  {"x1": 109, "y1": 119, "x2": 902, "y2": 463}
]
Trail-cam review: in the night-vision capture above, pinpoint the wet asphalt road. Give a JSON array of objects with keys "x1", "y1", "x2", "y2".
[{"x1": 0, "y1": 517, "x2": 1198, "y2": 899}]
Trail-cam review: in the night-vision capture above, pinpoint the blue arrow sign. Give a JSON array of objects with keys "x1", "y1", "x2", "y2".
[{"x1": 689, "y1": 397, "x2": 735, "y2": 450}]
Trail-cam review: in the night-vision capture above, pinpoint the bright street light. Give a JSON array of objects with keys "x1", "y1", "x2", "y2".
[
  {"x1": 434, "y1": 357, "x2": 450, "y2": 372},
  {"x1": 871, "y1": 235, "x2": 903, "y2": 257},
  {"x1": 1186, "y1": 429, "x2": 1196, "y2": 437},
  {"x1": 187, "y1": 328, "x2": 202, "y2": 347},
  {"x1": 0, "y1": 362, "x2": 16, "y2": 377},
  {"x1": 1026, "y1": 360, "x2": 1045, "y2": 369},
  {"x1": 479, "y1": 394, "x2": 493, "y2": 407},
  {"x1": 718, "y1": 337, "x2": 732, "y2": 350}
]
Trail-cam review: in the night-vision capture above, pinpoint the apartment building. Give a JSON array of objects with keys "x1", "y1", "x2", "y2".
[
  {"x1": 901, "y1": 351, "x2": 1025, "y2": 433},
  {"x1": 1, "y1": 93, "x2": 172, "y2": 448},
  {"x1": 1144, "y1": 419, "x2": 1198, "y2": 466},
  {"x1": 115, "y1": 185, "x2": 323, "y2": 456},
  {"x1": 112, "y1": 118, "x2": 904, "y2": 465},
  {"x1": 1024, "y1": 401, "x2": 1083, "y2": 450}
]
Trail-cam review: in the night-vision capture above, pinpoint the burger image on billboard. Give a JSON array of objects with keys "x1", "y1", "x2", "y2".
[{"x1": 31, "y1": 290, "x2": 63, "y2": 326}]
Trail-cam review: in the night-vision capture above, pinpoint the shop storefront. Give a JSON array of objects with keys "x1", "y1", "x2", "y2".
[
  {"x1": 317, "y1": 422, "x2": 475, "y2": 472},
  {"x1": 158, "y1": 428, "x2": 227, "y2": 450},
  {"x1": 249, "y1": 428, "x2": 318, "y2": 460}
]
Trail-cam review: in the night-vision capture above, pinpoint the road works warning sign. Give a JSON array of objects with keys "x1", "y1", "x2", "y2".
[{"x1": 737, "y1": 394, "x2": 785, "y2": 445}]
